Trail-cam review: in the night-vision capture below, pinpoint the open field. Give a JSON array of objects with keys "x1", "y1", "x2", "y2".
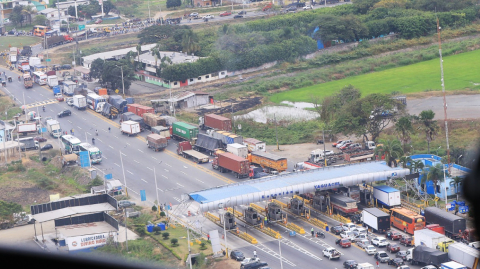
[
  {"x1": 270, "y1": 48, "x2": 480, "y2": 103},
  {"x1": 0, "y1": 36, "x2": 40, "y2": 52}
]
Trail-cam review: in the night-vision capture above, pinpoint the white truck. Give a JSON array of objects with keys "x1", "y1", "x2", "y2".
[
  {"x1": 18, "y1": 137, "x2": 39, "y2": 151},
  {"x1": 73, "y1": 95, "x2": 87, "y2": 110},
  {"x1": 365, "y1": 141, "x2": 376, "y2": 150},
  {"x1": 9, "y1": 47, "x2": 17, "y2": 63},
  {"x1": 357, "y1": 263, "x2": 374, "y2": 269},
  {"x1": 448, "y1": 243, "x2": 480, "y2": 269},
  {"x1": 47, "y1": 75, "x2": 58, "y2": 88},
  {"x1": 362, "y1": 207, "x2": 391, "y2": 234},
  {"x1": 226, "y1": 143, "x2": 248, "y2": 159},
  {"x1": 121, "y1": 120, "x2": 140, "y2": 136},
  {"x1": 373, "y1": 185, "x2": 401, "y2": 207},
  {"x1": 441, "y1": 261, "x2": 468, "y2": 269},
  {"x1": 46, "y1": 119, "x2": 62, "y2": 138},
  {"x1": 414, "y1": 229, "x2": 449, "y2": 249},
  {"x1": 243, "y1": 138, "x2": 266, "y2": 152},
  {"x1": 28, "y1": 56, "x2": 41, "y2": 68},
  {"x1": 63, "y1": 81, "x2": 77, "y2": 96},
  {"x1": 17, "y1": 123, "x2": 38, "y2": 135}
]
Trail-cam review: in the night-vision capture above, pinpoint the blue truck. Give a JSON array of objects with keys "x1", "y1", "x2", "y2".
[{"x1": 53, "y1": 85, "x2": 61, "y2": 96}]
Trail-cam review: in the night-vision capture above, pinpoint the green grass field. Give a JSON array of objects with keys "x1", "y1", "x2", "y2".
[
  {"x1": 0, "y1": 36, "x2": 41, "y2": 52},
  {"x1": 270, "y1": 49, "x2": 480, "y2": 103}
]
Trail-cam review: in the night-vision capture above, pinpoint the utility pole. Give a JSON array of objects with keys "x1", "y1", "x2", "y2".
[
  {"x1": 154, "y1": 167, "x2": 159, "y2": 213},
  {"x1": 322, "y1": 129, "x2": 332, "y2": 166},
  {"x1": 120, "y1": 65, "x2": 125, "y2": 98},
  {"x1": 187, "y1": 226, "x2": 192, "y2": 269},
  {"x1": 120, "y1": 150, "x2": 128, "y2": 196},
  {"x1": 231, "y1": 102, "x2": 235, "y2": 134},
  {"x1": 74, "y1": 0, "x2": 78, "y2": 19},
  {"x1": 274, "y1": 113, "x2": 279, "y2": 150},
  {"x1": 56, "y1": 0, "x2": 62, "y2": 30},
  {"x1": 124, "y1": 207, "x2": 128, "y2": 251},
  {"x1": 101, "y1": 0, "x2": 105, "y2": 16}
]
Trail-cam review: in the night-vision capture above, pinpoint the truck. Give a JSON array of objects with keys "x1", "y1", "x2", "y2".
[
  {"x1": 199, "y1": 114, "x2": 232, "y2": 131},
  {"x1": 17, "y1": 123, "x2": 38, "y2": 135},
  {"x1": 28, "y1": 57, "x2": 41, "y2": 68},
  {"x1": 414, "y1": 229, "x2": 450, "y2": 249},
  {"x1": 247, "y1": 151, "x2": 287, "y2": 173},
  {"x1": 364, "y1": 141, "x2": 376, "y2": 150},
  {"x1": 409, "y1": 245, "x2": 449, "y2": 267},
  {"x1": 177, "y1": 141, "x2": 210, "y2": 163},
  {"x1": 146, "y1": 134, "x2": 168, "y2": 152},
  {"x1": 23, "y1": 73, "x2": 33, "y2": 89},
  {"x1": 108, "y1": 95, "x2": 128, "y2": 113},
  {"x1": 127, "y1": 103, "x2": 155, "y2": 117},
  {"x1": 72, "y1": 95, "x2": 87, "y2": 110},
  {"x1": 151, "y1": 126, "x2": 171, "y2": 139},
  {"x1": 424, "y1": 207, "x2": 467, "y2": 239},
  {"x1": 362, "y1": 207, "x2": 390, "y2": 234},
  {"x1": 249, "y1": 166, "x2": 269, "y2": 179},
  {"x1": 226, "y1": 143, "x2": 248, "y2": 159},
  {"x1": 47, "y1": 75, "x2": 58, "y2": 88},
  {"x1": 143, "y1": 113, "x2": 166, "y2": 130},
  {"x1": 212, "y1": 152, "x2": 250, "y2": 178},
  {"x1": 293, "y1": 161, "x2": 321, "y2": 172},
  {"x1": 243, "y1": 138, "x2": 266, "y2": 152},
  {"x1": 53, "y1": 85, "x2": 61, "y2": 96},
  {"x1": 208, "y1": 130, "x2": 243, "y2": 146},
  {"x1": 121, "y1": 121, "x2": 140, "y2": 136},
  {"x1": 44, "y1": 34, "x2": 73, "y2": 48},
  {"x1": 373, "y1": 185, "x2": 401, "y2": 207},
  {"x1": 120, "y1": 112, "x2": 145, "y2": 130},
  {"x1": 63, "y1": 81, "x2": 77, "y2": 96},
  {"x1": 357, "y1": 263, "x2": 374, "y2": 269},
  {"x1": 448, "y1": 243, "x2": 480, "y2": 269},
  {"x1": 426, "y1": 224, "x2": 446, "y2": 235},
  {"x1": 46, "y1": 119, "x2": 62, "y2": 138},
  {"x1": 329, "y1": 193, "x2": 358, "y2": 215},
  {"x1": 171, "y1": 122, "x2": 199, "y2": 142},
  {"x1": 194, "y1": 133, "x2": 224, "y2": 156},
  {"x1": 18, "y1": 137, "x2": 40, "y2": 151},
  {"x1": 9, "y1": 47, "x2": 17, "y2": 63},
  {"x1": 17, "y1": 61, "x2": 30, "y2": 72},
  {"x1": 441, "y1": 261, "x2": 469, "y2": 269},
  {"x1": 86, "y1": 93, "x2": 106, "y2": 112},
  {"x1": 21, "y1": 46, "x2": 32, "y2": 57},
  {"x1": 100, "y1": 102, "x2": 118, "y2": 119}
]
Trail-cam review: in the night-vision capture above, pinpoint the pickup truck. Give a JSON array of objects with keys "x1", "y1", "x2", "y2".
[{"x1": 322, "y1": 247, "x2": 341, "y2": 260}]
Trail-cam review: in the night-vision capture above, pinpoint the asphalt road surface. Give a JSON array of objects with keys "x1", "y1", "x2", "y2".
[{"x1": 408, "y1": 94, "x2": 480, "y2": 120}]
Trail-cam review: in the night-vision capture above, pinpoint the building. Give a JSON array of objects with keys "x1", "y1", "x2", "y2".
[
  {"x1": 0, "y1": 0, "x2": 16, "y2": 19},
  {"x1": 151, "y1": 91, "x2": 211, "y2": 113},
  {"x1": 193, "y1": 0, "x2": 212, "y2": 7},
  {"x1": 137, "y1": 51, "x2": 200, "y2": 76},
  {"x1": 55, "y1": 0, "x2": 90, "y2": 10},
  {"x1": 81, "y1": 44, "x2": 157, "y2": 68}
]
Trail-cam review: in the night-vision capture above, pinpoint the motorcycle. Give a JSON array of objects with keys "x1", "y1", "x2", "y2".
[{"x1": 316, "y1": 231, "x2": 325, "y2": 239}]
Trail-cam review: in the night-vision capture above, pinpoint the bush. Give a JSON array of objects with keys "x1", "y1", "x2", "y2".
[
  {"x1": 162, "y1": 232, "x2": 170, "y2": 240},
  {"x1": 170, "y1": 238, "x2": 178, "y2": 246},
  {"x1": 135, "y1": 226, "x2": 146, "y2": 237},
  {"x1": 153, "y1": 226, "x2": 161, "y2": 235},
  {"x1": 160, "y1": 211, "x2": 166, "y2": 217},
  {"x1": 200, "y1": 242, "x2": 207, "y2": 250},
  {"x1": 151, "y1": 205, "x2": 157, "y2": 212}
]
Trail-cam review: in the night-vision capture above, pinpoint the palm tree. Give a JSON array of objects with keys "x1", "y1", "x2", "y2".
[
  {"x1": 411, "y1": 160, "x2": 424, "y2": 173},
  {"x1": 421, "y1": 163, "x2": 448, "y2": 197},
  {"x1": 395, "y1": 116, "x2": 414, "y2": 153},
  {"x1": 450, "y1": 176, "x2": 463, "y2": 201},
  {"x1": 150, "y1": 46, "x2": 161, "y2": 76},
  {"x1": 418, "y1": 110, "x2": 439, "y2": 154},
  {"x1": 399, "y1": 156, "x2": 412, "y2": 170},
  {"x1": 374, "y1": 139, "x2": 404, "y2": 167},
  {"x1": 181, "y1": 29, "x2": 200, "y2": 55}
]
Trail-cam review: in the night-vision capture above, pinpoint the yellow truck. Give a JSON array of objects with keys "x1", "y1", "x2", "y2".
[{"x1": 247, "y1": 151, "x2": 287, "y2": 173}]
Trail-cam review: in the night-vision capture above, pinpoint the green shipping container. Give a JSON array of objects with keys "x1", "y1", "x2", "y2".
[{"x1": 172, "y1": 122, "x2": 199, "y2": 141}]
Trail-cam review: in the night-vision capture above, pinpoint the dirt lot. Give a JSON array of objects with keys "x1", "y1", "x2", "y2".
[{"x1": 267, "y1": 142, "x2": 339, "y2": 165}]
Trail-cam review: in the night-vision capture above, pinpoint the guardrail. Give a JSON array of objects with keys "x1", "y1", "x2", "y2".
[
  {"x1": 250, "y1": 203, "x2": 266, "y2": 213},
  {"x1": 239, "y1": 232, "x2": 258, "y2": 244},
  {"x1": 262, "y1": 227, "x2": 282, "y2": 239},
  {"x1": 205, "y1": 212, "x2": 220, "y2": 223},
  {"x1": 286, "y1": 222, "x2": 305, "y2": 234},
  {"x1": 272, "y1": 199, "x2": 288, "y2": 208},
  {"x1": 331, "y1": 214, "x2": 351, "y2": 224},
  {"x1": 309, "y1": 218, "x2": 328, "y2": 229},
  {"x1": 227, "y1": 207, "x2": 243, "y2": 218},
  {"x1": 293, "y1": 195, "x2": 311, "y2": 205}
]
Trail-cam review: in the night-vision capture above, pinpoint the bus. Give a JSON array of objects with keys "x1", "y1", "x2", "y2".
[
  {"x1": 61, "y1": 135, "x2": 82, "y2": 154},
  {"x1": 32, "y1": 72, "x2": 47, "y2": 85},
  {"x1": 79, "y1": 143, "x2": 102, "y2": 164},
  {"x1": 390, "y1": 207, "x2": 426, "y2": 234},
  {"x1": 33, "y1": 25, "x2": 50, "y2": 37}
]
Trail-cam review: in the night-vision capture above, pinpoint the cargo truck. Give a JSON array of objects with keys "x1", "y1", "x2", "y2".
[
  {"x1": 18, "y1": 61, "x2": 30, "y2": 72},
  {"x1": 151, "y1": 126, "x2": 171, "y2": 139},
  {"x1": 194, "y1": 133, "x2": 223, "y2": 156},
  {"x1": 329, "y1": 194, "x2": 358, "y2": 215},
  {"x1": 226, "y1": 143, "x2": 248, "y2": 159},
  {"x1": 424, "y1": 207, "x2": 466, "y2": 239},
  {"x1": 53, "y1": 85, "x2": 61, "y2": 96},
  {"x1": 208, "y1": 130, "x2": 243, "y2": 146},
  {"x1": 243, "y1": 138, "x2": 266, "y2": 152},
  {"x1": 9, "y1": 47, "x2": 17, "y2": 63},
  {"x1": 143, "y1": 113, "x2": 166, "y2": 130},
  {"x1": 448, "y1": 243, "x2": 480, "y2": 269},
  {"x1": 357, "y1": 263, "x2": 374, "y2": 269},
  {"x1": 409, "y1": 245, "x2": 449, "y2": 267},
  {"x1": 23, "y1": 73, "x2": 33, "y2": 89},
  {"x1": 86, "y1": 93, "x2": 106, "y2": 112},
  {"x1": 47, "y1": 75, "x2": 58, "y2": 88},
  {"x1": 426, "y1": 224, "x2": 446, "y2": 235},
  {"x1": 199, "y1": 114, "x2": 232, "y2": 131},
  {"x1": 46, "y1": 119, "x2": 62, "y2": 138},
  {"x1": 293, "y1": 161, "x2": 321, "y2": 172},
  {"x1": 29, "y1": 57, "x2": 41, "y2": 68},
  {"x1": 249, "y1": 166, "x2": 269, "y2": 179},
  {"x1": 63, "y1": 81, "x2": 77, "y2": 96},
  {"x1": 72, "y1": 95, "x2": 87, "y2": 110},
  {"x1": 414, "y1": 229, "x2": 450, "y2": 249},
  {"x1": 247, "y1": 151, "x2": 287, "y2": 173},
  {"x1": 171, "y1": 122, "x2": 199, "y2": 142},
  {"x1": 121, "y1": 121, "x2": 140, "y2": 136},
  {"x1": 100, "y1": 102, "x2": 118, "y2": 119},
  {"x1": 108, "y1": 95, "x2": 128, "y2": 113},
  {"x1": 362, "y1": 207, "x2": 390, "y2": 233},
  {"x1": 177, "y1": 141, "x2": 209, "y2": 163},
  {"x1": 373, "y1": 185, "x2": 401, "y2": 208},
  {"x1": 146, "y1": 134, "x2": 168, "y2": 152},
  {"x1": 127, "y1": 103, "x2": 154, "y2": 117},
  {"x1": 17, "y1": 123, "x2": 38, "y2": 135},
  {"x1": 120, "y1": 112, "x2": 144, "y2": 130},
  {"x1": 44, "y1": 34, "x2": 73, "y2": 48},
  {"x1": 441, "y1": 261, "x2": 469, "y2": 269},
  {"x1": 18, "y1": 137, "x2": 40, "y2": 151},
  {"x1": 213, "y1": 152, "x2": 250, "y2": 178}
]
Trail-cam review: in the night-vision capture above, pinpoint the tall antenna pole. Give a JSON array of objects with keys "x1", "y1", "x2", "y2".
[{"x1": 436, "y1": 17, "x2": 450, "y2": 173}]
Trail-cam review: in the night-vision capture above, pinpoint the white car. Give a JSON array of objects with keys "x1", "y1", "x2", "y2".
[
  {"x1": 322, "y1": 247, "x2": 341, "y2": 260},
  {"x1": 66, "y1": 97, "x2": 74, "y2": 106},
  {"x1": 340, "y1": 231, "x2": 355, "y2": 240},
  {"x1": 343, "y1": 223, "x2": 357, "y2": 231},
  {"x1": 371, "y1": 237, "x2": 388, "y2": 247},
  {"x1": 337, "y1": 140, "x2": 352, "y2": 148},
  {"x1": 303, "y1": 4, "x2": 312, "y2": 10},
  {"x1": 365, "y1": 245, "x2": 377, "y2": 255},
  {"x1": 420, "y1": 266, "x2": 436, "y2": 269},
  {"x1": 353, "y1": 234, "x2": 369, "y2": 242},
  {"x1": 202, "y1": 14, "x2": 214, "y2": 19},
  {"x1": 357, "y1": 239, "x2": 370, "y2": 249},
  {"x1": 352, "y1": 228, "x2": 367, "y2": 236},
  {"x1": 241, "y1": 257, "x2": 260, "y2": 265},
  {"x1": 469, "y1": 241, "x2": 480, "y2": 249},
  {"x1": 398, "y1": 266, "x2": 411, "y2": 269},
  {"x1": 190, "y1": 12, "x2": 199, "y2": 17}
]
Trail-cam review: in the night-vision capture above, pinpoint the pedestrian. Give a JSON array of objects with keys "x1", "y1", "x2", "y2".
[
  {"x1": 253, "y1": 249, "x2": 257, "y2": 258},
  {"x1": 108, "y1": 127, "x2": 111, "y2": 133},
  {"x1": 311, "y1": 227, "x2": 314, "y2": 237},
  {"x1": 71, "y1": 128, "x2": 74, "y2": 135},
  {"x1": 376, "y1": 260, "x2": 379, "y2": 269},
  {"x1": 455, "y1": 204, "x2": 459, "y2": 215},
  {"x1": 264, "y1": 216, "x2": 268, "y2": 225},
  {"x1": 207, "y1": 234, "x2": 210, "y2": 241}
]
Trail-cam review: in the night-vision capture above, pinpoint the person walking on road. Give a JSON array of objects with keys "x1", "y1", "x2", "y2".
[
  {"x1": 264, "y1": 216, "x2": 268, "y2": 225},
  {"x1": 311, "y1": 227, "x2": 315, "y2": 237},
  {"x1": 108, "y1": 127, "x2": 111, "y2": 133},
  {"x1": 70, "y1": 128, "x2": 74, "y2": 135},
  {"x1": 253, "y1": 250, "x2": 257, "y2": 258}
]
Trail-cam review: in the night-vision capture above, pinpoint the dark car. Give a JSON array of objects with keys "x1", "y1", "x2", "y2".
[
  {"x1": 386, "y1": 243, "x2": 400, "y2": 253},
  {"x1": 286, "y1": 6, "x2": 297, "y2": 12},
  {"x1": 231, "y1": 250, "x2": 245, "y2": 261},
  {"x1": 61, "y1": 64, "x2": 72, "y2": 70},
  {"x1": 343, "y1": 260, "x2": 358, "y2": 269},
  {"x1": 336, "y1": 238, "x2": 352, "y2": 248},
  {"x1": 387, "y1": 258, "x2": 404, "y2": 267},
  {"x1": 40, "y1": 144, "x2": 53, "y2": 151},
  {"x1": 400, "y1": 236, "x2": 413, "y2": 246},
  {"x1": 331, "y1": 226, "x2": 343, "y2": 235},
  {"x1": 386, "y1": 230, "x2": 403, "y2": 240},
  {"x1": 58, "y1": 110, "x2": 71, "y2": 118},
  {"x1": 238, "y1": 10, "x2": 247, "y2": 15},
  {"x1": 118, "y1": 200, "x2": 136, "y2": 208},
  {"x1": 34, "y1": 136, "x2": 47, "y2": 142},
  {"x1": 241, "y1": 262, "x2": 268, "y2": 269},
  {"x1": 396, "y1": 250, "x2": 408, "y2": 260},
  {"x1": 234, "y1": 14, "x2": 244, "y2": 19}
]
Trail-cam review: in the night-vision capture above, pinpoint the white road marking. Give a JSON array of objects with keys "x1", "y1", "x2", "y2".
[
  {"x1": 114, "y1": 136, "x2": 118, "y2": 138},
  {"x1": 40, "y1": 93, "x2": 43, "y2": 96},
  {"x1": 103, "y1": 156, "x2": 107, "y2": 159},
  {"x1": 157, "y1": 188, "x2": 164, "y2": 192},
  {"x1": 114, "y1": 163, "x2": 120, "y2": 167},
  {"x1": 176, "y1": 183, "x2": 184, "y2": 187},
  {"x1": 97, "y1": 138, "x2": 103, "y2": 142},
  {"x1": 164, "y1": 169, "x2": 169, "y2": 172},
  {"x1": 126, "y1": 143, "x2": 130, "y2": 146},
  {"x1": 181, "y1": 171, "x2": 187, "y2": 175},
  {"x1": 147, "y1": 167, "x2": 152, "y2": 171},
  {"x1": 183, "y1": 166, "x2": 188, "y2": 169},
  {"x1": 195, "y1": 178, "x2": 204, "y2": 183},
  {"x1": 77, "y1": 126, "x2": 82, "y2": 130},
  {"x1": 152, "y1": 157, "x2": 158, "y2": 161},
  {"x1": 121, "y1": 152, "x2": 127, "y2": 156},
  {"x1": 87, "y1": 132, "x2": 92, "y2": 135},
  {"x1": 82, "y1": 118, "x2": 86, "y2": 120},
  {"x1": 141, "y1": 178, "x2": 148, "y2": 183},
  {"x1": 134, "y1": 160, "x2": 139, "y2": 164},
  {"x1": 67, "y1": 120, "x2": 72, "y2": 123},
  {"x1": 50, "y1": 109, "x2": 53, "y2": 112},
  {"x1": 126, "y1": 170, "x2": 133, "y2": 175},
  {"x1": 173, "y1": 197, "x2": 181, "y2": 202},
  {"x1": 108, "y1": 145, "x2": 114, "y2": 149},
  {"x1": 162, "y1": 175, "x2": 168, "y2": 179},
  {"x1": 138, "y1": 149, "x2": 144, "y2": 153},
  {"x1": 165, "y1": 163, "x2": 172, "y2": 167}
]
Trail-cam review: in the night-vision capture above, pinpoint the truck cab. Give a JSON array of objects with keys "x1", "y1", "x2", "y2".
[{"x1": 437, "y1": 239, "x2": 455, "y2": 252}]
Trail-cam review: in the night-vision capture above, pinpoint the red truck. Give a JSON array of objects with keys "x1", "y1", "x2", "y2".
[
  {"x1": 128, "y1": 104, "x2": 155, "y2": 117},
  {"x1": 426, "y1": 224, "x2": 445, "y2": 235},
  {"x1": 177, "y1": 141, "x2": 209, "y2": 163},
  {"x1": 199, "y1": 113, "x2": 232, "y2": 131},
  {"x1": 213, "y1": 152, "x2": 250, "y2": 178}
]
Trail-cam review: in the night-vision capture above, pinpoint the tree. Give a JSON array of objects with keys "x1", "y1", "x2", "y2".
[
  {"x1": 0, "y1": 200, "x2": 22, "y2": 224},
  {"x1": 181, "y1": 29, "x2": 200, "y2": 55},
  {"x1": 22, "y1": 5, "x2": 36, "y2": 25},
  {"x1": 411, "y1": 160, "x2": 424, "y2": 173},
  {"x1": 103, "y1": 0, "x2": 116, "y2": 15},
  {"x1": 171, "y1": 238, "x2": 178, "y2": 246},
  {"x1": 373, "y1": 0, "x2": 408, "y2": 9},
  {"x1": 136, "y1": 44, "x2": 142, "y2": 70},
  {"x1": 101, "y1": 60, "x2": 135, "y2": 94},
  {"x1": 67, "y1": 6, "x2": 76, "y2": 17},
  {"x1": 352, "y1": 0, "x2": 381, "y2": 13},
  {"x1": 421, "y1": 163, "x2": 447, "y2": 195},
  {"x1": 413, "y1": 0, "x2": 475, "y2": 12},
  {"x1": 450, "y1": 176, "x2": 463, "y2": 201},
  {"x1": 9, "y1": 6, "x2": 24, "y2": 27},
  {"x1": 151, "y1": 205, "x2": 157, "y2": 212},
  {"x1": 319, "y1": 85, "x2": 361, "y2": 123},
  {"x1": 166, "y1": 0, "x2": 182, "y2": 8},
  {"x1": 418, "y1": 110, "x2": 439, "y2": 154},
  {"x1": 311, "y1": 14, "x2": 368, "y2": 42},
  {"x1": 89, "y1": 58, "x2": 104, "y2": 79},
  {"x1": 374, "y1": 139, "x2": 403, "y2": 167},
  {"x1": 162, "y1": 232, "x2": 170, "y2": 240},
  {"x1": 399, "y1": 156, "x2": 412, "y2": 170},
  {"x1": 153, "y1": 226, "x2": 161, "y2": 235},
  {"x1": 395, "y1": 116, "x2": 414, "y2": 153},
  {"x1": 33, "y1": 15, "x2": 47, "y2": 26}
]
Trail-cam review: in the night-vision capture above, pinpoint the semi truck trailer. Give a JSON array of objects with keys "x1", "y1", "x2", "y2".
[
  {"x1": 177, "y1": 141, "x2": 209, "y2": 163},
  {"x1": 362, "y1": 207, "x2": 390, "y2": 233},
  {"x1": 213, "y1": 152, "x2": 250, "y2": 178},
  {"x1": 199, "y1": 113, "x2": 232, "y2": 131},
  {"x1": 247, "y1": 151, "x2": 287, "y2": 173}
]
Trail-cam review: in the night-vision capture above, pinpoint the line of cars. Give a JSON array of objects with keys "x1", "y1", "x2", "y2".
[{"x1": 230, "y1": 250, "x2": 270, "y2": 269}]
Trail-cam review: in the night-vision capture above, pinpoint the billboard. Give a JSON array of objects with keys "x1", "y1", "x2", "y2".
[{"x1": 65, "y1": 232, "x2": 117, "y2": 251}]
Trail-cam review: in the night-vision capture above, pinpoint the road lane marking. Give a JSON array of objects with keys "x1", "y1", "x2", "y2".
[
  {"x1": 109, "y1": 145, "x2": 114, "y2": 149},
  {"x1": 77, "y1": 126, "x2": 82, "y2": 130},
  {"x1": 176, "y1": 183, "x2": 184, "y2": 187},
  {"x1": 162, "y1": 175, "x2": 168, "y2": 179},
  {"x1": 183, "y1": 166, "x2": 188, "y2": 169},
  {"x1": 157, "y1": 188, "x2": 164, "y2": 192},
  {"x1": 114, "y1": 136, "x2": 118, "y2": 138},
  {"x1": 87, "y1": 132, "x2": 92, "y2": 135},
  {"x1": 134, "y1": 160, "x2": 139, "y2": 163},
  {"x1": 97, "y1": 138, "x2": 103, "y2": 142},
  {"x1": 141, "y1": 178, "x2": 148, "y2": 183},
  {"x1": 195, "y1": 178, "x2": 204, "y2": 183},
  {"x1": 114, "y1": 163, "x2": 120, "y2": 167},
  {"x1": 164, "y1": 169, "x2": 169, "y2": 172},
  {"x1": 181, "y1": 171, "x2": 187, "y2": 175},
  {"x1": 121, "y1": 152, "x2": 127, "y2": 156},
  {"x1": 152, "y1": 157, "x2": 157, "y2": 161},
  {"x1": 103, "y1": 156, "x2": 107, "y2": 159},
  {"x1": 138, "y1": 149, "x2": 144, "y2": 153},
  {"x1": 165, "y1": 163, "x2": 172, "y2": 167},
  {"x1": 67, "y1": 120, "x2": 72, "y2": 123},
  {"x1": 126, "y1": 170, "x2": 133, "y2": 175},
  {"x1": 126, "y1": 143, "x2": 130, "y2": 146},
  {"x1": 147, "y1": 167, "x2": 152, "y2": 171},
  {"x1": 49, "y1": 109, "x2": 53, "y2": 112},
  {"x1": 173, "y1": 197, "x2": 181, "y2": 202}
]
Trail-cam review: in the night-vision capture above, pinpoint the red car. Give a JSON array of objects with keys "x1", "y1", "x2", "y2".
[
  {"x1": 387, "y1": 243, "x2": 400, "y2": 253},
  {"x1": 335, "y1": 238, "x2": 351, "y2": 248},
  {"x1": 332, "y1": 140, "x2": 343, "y2": 147},
  {"x1": 34, "y1": 136, "x2": 47, "y2": 142},
  {"x1": 219, "y1": 11, "x2": 232, "y2": 16},
  {"x1": 400, "y1": 236, "x2": 413, "y2": 246},
  {"x1": 339, "y1": 143, "x2": 352, "y2": 150},
  {"x1": 386, "y1": 230, "x2": 402, "y2": 240}
]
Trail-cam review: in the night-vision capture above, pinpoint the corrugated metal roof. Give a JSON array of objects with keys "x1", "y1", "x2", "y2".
[
  {"x1": 206, "y1": 113, "x2": 230, "y2": 121},
  {"x1": 374, "y1": 185, "x2": 399, "y2": 193},
  {"x1": 220, "y1": 152, "x2": 247, "y2": 162},
  {"x1": 252, "y1": 151, "x2": 286, "y2": 161},
  {"x1": 244, "y1": 138, "x2": 263, "y2": 144}
]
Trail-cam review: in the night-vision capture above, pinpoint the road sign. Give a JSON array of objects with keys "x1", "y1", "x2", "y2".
[
  {"x1": 46, "y1": 59, "x2": 51, "y2": 62},
  {"x1": 40, "y1": 127, "x2": 47, "y2": 133},
  {"x1": 105, "y1": 173, "x2": 112, "y2": 180},
  {"x1": 78, "y1": 25, "x2": 85, "y2": 30},
  {"x1": 79, "y1": 151, "x2": 90, "y2": 168},
  {"x1": 140, "y1": 190, "x2": 146, "y2": 201},
  {"x1": 115, "y1": 89, "x2": 119, "y2": 93}
]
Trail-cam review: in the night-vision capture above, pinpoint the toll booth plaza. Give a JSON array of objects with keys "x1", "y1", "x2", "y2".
[
  {"x1": 30, "y1": 193, "x2": 118, "y2": 252},
  {"x1": 189, "y1": 162, "x2": 409, "y2": 211}
]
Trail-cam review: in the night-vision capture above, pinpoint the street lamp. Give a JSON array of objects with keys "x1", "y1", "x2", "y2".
[
  {"x1": 120, "y1": 145, "x2": 128, "y2": 197},
  {"x1": 457, "y1": 155, "x2": 463, "y2": 165},
  {"x1": 436, "y1": 146, "x2": 441, "y2": 156},
  {"x1": 219, "y1": 200, "x2": 231, "y2": 258},
  {"x1": 410, "y1": 145, "x2": 414, "y2": 155},
  {"x1": 115, "y1": 65, "x2": 125, "y2": 98}
]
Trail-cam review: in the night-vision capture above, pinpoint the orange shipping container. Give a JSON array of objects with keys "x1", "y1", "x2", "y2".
[
  {"x1": 98, "y1": 88, "x2": 108, "y2": 96},
  {"x1": 247, "y1": 151, "x2": 287, "y2": 172}
]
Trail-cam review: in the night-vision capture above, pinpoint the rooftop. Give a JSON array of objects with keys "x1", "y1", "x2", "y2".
[
  {"x1": 57, "y1": 221, "x2": 117, "y2": 237},
  {"x1": 138, "y1": 51, "x2": 200, "y2": 66},
  {"x1": 82, "y1": 44, "x2": 157, "y2": 64}
]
